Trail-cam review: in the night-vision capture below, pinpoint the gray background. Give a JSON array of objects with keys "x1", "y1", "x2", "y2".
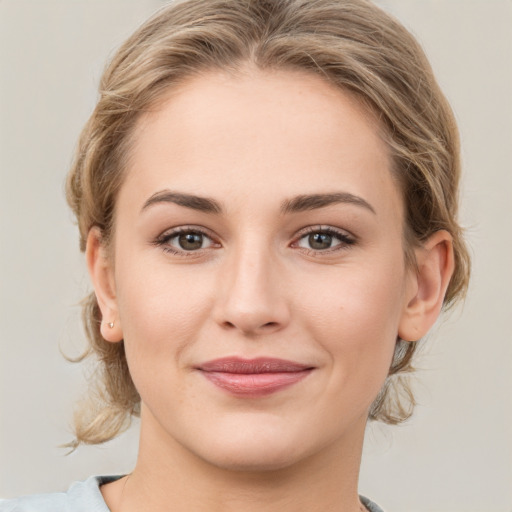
[{"x1": 1, "y1": 1, "x2": 511, "y2": 510}]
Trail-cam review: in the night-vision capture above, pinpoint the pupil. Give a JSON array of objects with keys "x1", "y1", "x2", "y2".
[
  {"x1": 309, "y1": 233, "x2": 332, "y2": 250},
  {"x1": 179, "y1": 233, "x2": 203, "y2": 250}
]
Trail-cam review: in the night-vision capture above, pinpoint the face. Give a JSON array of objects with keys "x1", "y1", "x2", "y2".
[{"x1": 98, "y1": 68, "x2": 417, "y2": 471}]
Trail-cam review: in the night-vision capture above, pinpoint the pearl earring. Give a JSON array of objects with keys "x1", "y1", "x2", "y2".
[{"x1": 108, "y1": 322, "x2": 114, "y2": 329}]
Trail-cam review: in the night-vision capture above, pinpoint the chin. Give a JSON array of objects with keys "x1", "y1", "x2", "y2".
[
  {"x1": 187, "y1": 419, "x2": 328, "y2": 474},
  {"x1": 200, "y1": 441, "x2": 306, "y2": 473}
]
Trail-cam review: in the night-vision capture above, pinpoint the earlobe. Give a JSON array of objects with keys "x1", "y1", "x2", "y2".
[
  {"x1": 86, "y1": 227, "x2": 123, "y2": 343},
  {"x1": 398, "y1": 230, "x2": 455, "y2": 342}
]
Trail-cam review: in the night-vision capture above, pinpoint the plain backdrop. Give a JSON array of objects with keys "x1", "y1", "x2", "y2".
[{"x1": 1, "y1": 1, "x2": 511, "y2": 511}]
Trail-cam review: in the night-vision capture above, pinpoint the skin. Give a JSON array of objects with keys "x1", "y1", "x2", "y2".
[{"x1": 88, "y1": 68, "x2": 454, "y2": 512}]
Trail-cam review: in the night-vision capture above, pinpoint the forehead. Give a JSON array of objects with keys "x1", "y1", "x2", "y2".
[{"x1": 120, "y1": 68, "x2": 401, "y2": 220}]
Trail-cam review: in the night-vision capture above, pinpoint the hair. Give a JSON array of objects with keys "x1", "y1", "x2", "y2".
[{"x1": 66, "y1": 0, "x2": 470, "y2": 447}]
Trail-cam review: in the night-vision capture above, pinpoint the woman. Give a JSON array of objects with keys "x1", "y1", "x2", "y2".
[{"x1": 0, "y1": 0, "x2": 470, "y2": 510}]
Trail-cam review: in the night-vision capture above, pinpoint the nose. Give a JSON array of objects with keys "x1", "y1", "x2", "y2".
[{"x1": 213, "y1": 245, "x2": 291, "y2": 336}]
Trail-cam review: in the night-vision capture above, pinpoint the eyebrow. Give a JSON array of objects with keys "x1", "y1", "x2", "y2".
[
  {"x1": 280, "y1": 192, "x2": 376, "y2": 215},
  {"x1": 141, "y1": 190, "x2": 375, "y2": 216},
  {"x1": 141, "y1": 190, "x2": 222, "y2": 214}
]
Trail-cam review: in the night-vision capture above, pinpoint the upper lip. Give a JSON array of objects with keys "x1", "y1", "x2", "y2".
[{"x1": 197, "y1": 357, "x2": 313, "y2": 374}]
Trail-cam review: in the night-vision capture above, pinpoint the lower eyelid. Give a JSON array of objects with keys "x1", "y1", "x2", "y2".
[{"x1": 161, "y1": 245, "x2": 206, "y2": 257}]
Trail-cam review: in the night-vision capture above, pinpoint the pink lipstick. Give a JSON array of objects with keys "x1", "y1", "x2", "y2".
[{"x1": 197, "y1": 357, "x2": 314, "y2": 397}]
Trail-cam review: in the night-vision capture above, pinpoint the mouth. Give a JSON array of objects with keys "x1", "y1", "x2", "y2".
[{"x1": 196, "y1": 357, "x2": 315, "y2": 397}]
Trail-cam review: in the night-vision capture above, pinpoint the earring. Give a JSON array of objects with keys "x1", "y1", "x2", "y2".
[{"x1": 108, "y1": 321, "x2": 114, "y2": 329}]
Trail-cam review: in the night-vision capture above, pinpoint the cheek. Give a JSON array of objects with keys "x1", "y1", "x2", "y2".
[
  {"x1": 301, "y1": 259, "x2": 405, "y2": 334},
  {"x1": 114, "y1": 267, "x2": 218, "y2": 411},
  {"x1": 115, "y1": 261, "x2": 216, "y2": 368},
  {"x1": 297, "y1": 259, "x2": 406, "y2": 391}
]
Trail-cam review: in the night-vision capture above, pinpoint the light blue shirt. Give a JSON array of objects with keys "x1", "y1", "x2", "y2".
[
  {"x1": 0, "y1": 476, "x2": 116, "y2": 512},
  {"x1": 0, "y1": 475, "x2": 385, "y2": 511}
]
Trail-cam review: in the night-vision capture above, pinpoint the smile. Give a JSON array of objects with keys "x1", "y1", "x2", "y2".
[{"x1": 197, "y1": 357, "x2": 315, "y2": 397}]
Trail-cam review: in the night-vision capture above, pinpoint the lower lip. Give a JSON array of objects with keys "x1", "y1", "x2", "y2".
[{"x1": 201, "y1": 370, "x2": 313, "y2": 397}]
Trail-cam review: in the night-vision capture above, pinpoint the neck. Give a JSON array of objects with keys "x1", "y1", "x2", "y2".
[{"x1": 104, "y1": 407, "x2": 368, "y2": 512}]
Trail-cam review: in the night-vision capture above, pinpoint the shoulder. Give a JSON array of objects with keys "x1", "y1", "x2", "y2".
[
  {"x1": 360, "y1": 494, "x2": 386, "y2": 512},
  {"x1": 1, "y1": 481, "x2": 384, "y2": 512},
  {"x1": 0, "y1": 476, "x2": 122, "y2": 512}
]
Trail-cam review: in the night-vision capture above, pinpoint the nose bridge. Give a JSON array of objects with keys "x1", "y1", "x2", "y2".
[{"x1": 215, "y1": 236, "x2": 289, "y2": 334}]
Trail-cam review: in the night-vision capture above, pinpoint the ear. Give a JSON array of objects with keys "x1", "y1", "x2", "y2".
[
  {"x1": 86, "y1": 227, "x2": 123, "y2": 343},
  {"x1": 398, "y1": 230, "x2": 455, "y2": 342}
]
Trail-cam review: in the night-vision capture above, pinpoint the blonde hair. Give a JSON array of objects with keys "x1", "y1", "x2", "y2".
[{"x1": 66, "y1": 0, "x2": 470, "y2": 446}]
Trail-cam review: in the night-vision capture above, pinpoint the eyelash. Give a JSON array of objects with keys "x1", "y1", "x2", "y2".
[
  {"x1": 153, "y1": 225, "x2": 355, "y2": 257},
  {"x1": 292, "y1": 226, "x2": 356, "y2": 255},
  {"x1": 153, "y1": 226, "x2": 219, "y2": 257}
]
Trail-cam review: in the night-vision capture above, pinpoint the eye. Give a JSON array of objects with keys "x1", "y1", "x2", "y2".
[
  {"x1": 299, "y1": 232, "x2": 339, "y2": 250},
  {"x1": 154, "y1": 227, "x2": 217, "y2": 255},
  {"x1": 172, "y1": 231, "x2": 211, "y2": 251},
  {"x1": 295, "y1": 227, "x2": 354, "y2": 252}
]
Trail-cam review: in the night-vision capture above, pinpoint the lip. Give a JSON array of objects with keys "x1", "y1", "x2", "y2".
[{"x1": 197, "y1": 357, "x2": 314, "y2": 397}]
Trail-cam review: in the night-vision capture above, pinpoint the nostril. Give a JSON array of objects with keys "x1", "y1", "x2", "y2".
[{"x1": 220, "y1": 320, "x2": 280, "y2": 333}]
